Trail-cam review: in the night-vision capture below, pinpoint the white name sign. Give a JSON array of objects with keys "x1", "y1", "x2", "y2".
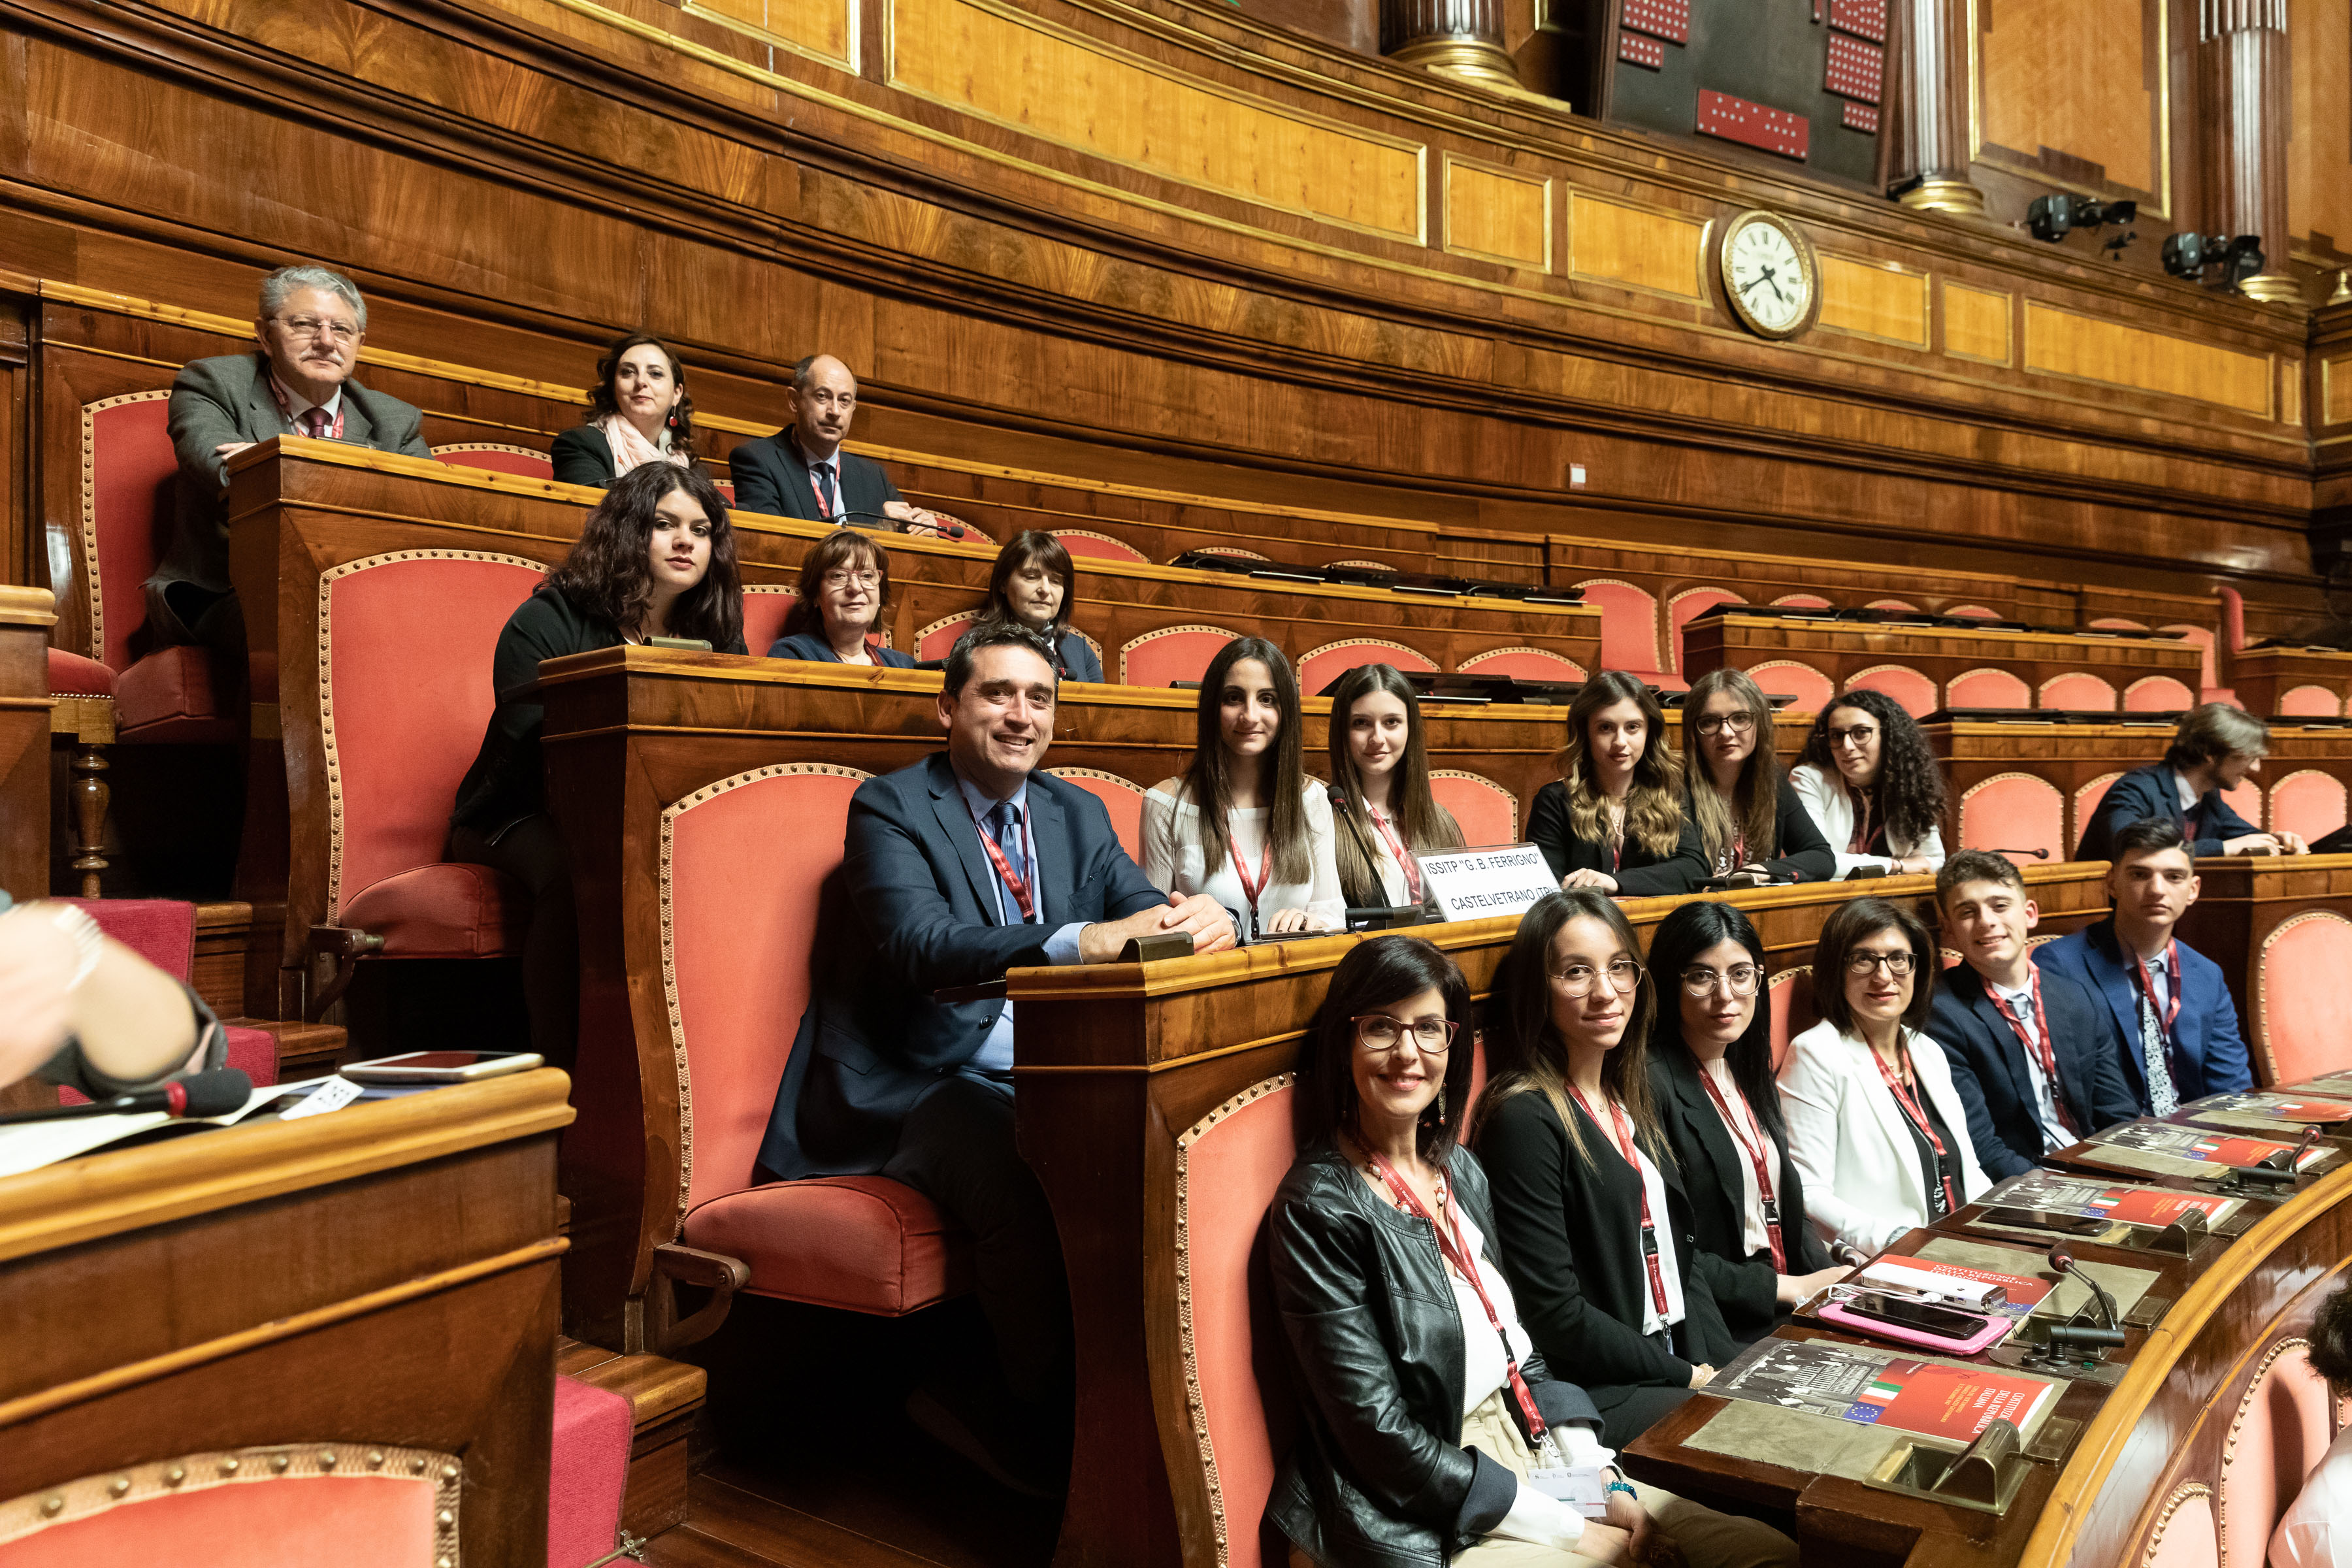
[{"x1": 1419, "y1": 843, "x2": 1558, "y2": 923}]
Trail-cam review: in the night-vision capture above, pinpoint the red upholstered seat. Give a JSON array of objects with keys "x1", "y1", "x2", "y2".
[
  {"x1": 1429, "y1": 769, "x2": 1517, "y2": 844},
  {"x1": 2161, "y1": 623, "x2": 2220, "y2": 693},
  {"x1": 917, "y1": 613, "x2": 974, "y2": 662},
  {"x1": 2074, "y1": 772, "x2": 2124, "y2": 849},
  {"x1": 1767, "y1": 967, "x2": 1814, "y2": 1074},
  {"x1": 1846, "y1": 666, "x2": 1936, "y2": 717},
  {"x1": 1122, "y1": 626, "x2": 1237, "y2": 687},
  {"x1": 2279, "y1": 685, "x2": 2341, "y2": 718},
  {"x1": 2221, "y1": 776, "x2": 2262, "y2": 830},
  {"x1": 664, "y1": 763, "x2": 970, "y2": 1315},
  {"x1": 2256, "y1": 913, "x2": 2352, "y2": 1084},
  {"x1": 64, "y1": 900, "x2": 278, "y2": 1085},
  {"x1": 1456, "y1": 647, "x2": 1586, "y2": 683},
  {"x1": 1959, "y1": 772, "x2": 2064, "y2": 864},
  {"x1": 1945, "y1": 604, "x2": 2001, "y2": 619},
  {"x1": 1053, "y1": 528, "x2": 1149, "y2": 563},
  {"x1": 46, "y1": 647, "x2": 115, "y2": 696},
  {"x1": 1748, "y1": 661, "x2": 1835, "y2": 713},
  {"x1": 1048, "y1": 768, "x2": 1147, "y2": 860},
  {"x1": 0, "y1": 1469, "x2": 439, "y2": 1565},
  {"x1": 2270, "y1": 772, "x2": 2347, "y2": 845},
  {"x1": 1867, "y1": 599, "x2": 1919, "y2": 612},
  {"x1": 2219, "y1": 1342, "x2": 2333, "y2": 1568},
  {"x1": 549, "y1": 1375, "x2": 632, "y2": 1568},
  {"x1": 2089, "y1": 617, "x2": 2148, "y2": 631},
  {"x1": 1947, "y1": 668, "x2": 2029, "y2": 710},
  {"x1": 115, "y1": 643, "x2": 238, "y2": 741},
  {"x1": 341, "y1": 862, "x2": 524, "y2": 958},
  {"x1": 223, "y1": 1025, "x2": 280, "y2": 1087},
  {"x1": 1571, "y1": 580, "x2": 1661, "y2": 672},
  {"x1": 1772, "y1": 593, "x2": 1833, "y2": 610},
  {"x1": 2040, "y1": 672, "x2": 2117, "y2": 711},
  {"x1": 2145, "y1": 1485, "x2": 2220, "y2": 1568},
  {"x1": 1298, "y1": 640, "x2": 1434, "y2": 698},
  {"x1": 430, "y1": 444, "x2": 555, "y2": 480},
  {"x1": 1666, "y1": 588, "x2": 1742, "y2": 676},
  {"x1": 2126, "y1": 676, "x2": 2197, "y2": 713},
  {"x1": 742, "y1": 586, "x2": 795, "y2": 652}
]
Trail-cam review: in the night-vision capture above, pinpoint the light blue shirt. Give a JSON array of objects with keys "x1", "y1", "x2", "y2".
[{"x1": 953, "y1": 770, "x2": 1085, "y2": 1078}]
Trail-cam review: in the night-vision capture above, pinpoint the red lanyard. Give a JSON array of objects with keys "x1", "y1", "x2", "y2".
[
  {"x1": 1229, "y1": 834, "x2": 1271, "y2": 915},
  {"x1": 971, "y1": 804, "x2": 1038, "y2": 923},
  {"x1": 1870, "y1": 1041, "x2": 1958, "y2": 1217},
  {"x1": 1985, "y1": 970, "x2": 2077, "y2": 1135},
  {"x1": 1367, "y1": 808, "x2": 1422, "y2": 904},
  {"x1": 2131, "y1": 941, "x2": 2184, "y2": 1043},
  {"x1": 1696, "y1": 1069, "x2": 1784, "y2": 1273},
  {"x1": 1362, "y1": 1149, "x2": 1552, "y2": 1448},
  {"x1": 1565, "y1": 1086, "x2": 1671, "y2": 1322}
]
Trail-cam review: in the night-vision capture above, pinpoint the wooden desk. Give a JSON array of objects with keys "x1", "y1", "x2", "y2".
[
  {"x1": 1004, "y1": 864, "x2": 2112, "y2": 1568},
  {"x1": 1687, "y1": 614, "x2": 2203, "y2": 713},
  {"x1": 0, "y1": 1070, "x2": 573, "y2": 1563},
  {"x1": 2229, "y1": 645, "x2": 2352, "y2": 719},
  {"x1": 2174, "y1": 855, "x2": 2352, "y2": 1082},
  {"x1": 0, "y1": 584, "x2": 53, "y2": 900}
]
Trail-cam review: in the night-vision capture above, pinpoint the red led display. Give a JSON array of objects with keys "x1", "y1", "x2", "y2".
[
  {"x1": 1618, "y1": 29, "x2": 1665, "y2": 68},
  {"x1": 1829, "y1": 0, "x2": 1887, "y2": 42},
  {"x1": 1842, "y1": 101, "x2": 1880, "y2": 133},
  {"x1": 1825, "y1": 33, "x2": 1884, "y2": 102},
  {"x1": 1695, "y1": 90, "x2": 1810, "y2": 161},
  {"x1": 1620, "y1": 0, "x2": 1690, "y2": 44}
]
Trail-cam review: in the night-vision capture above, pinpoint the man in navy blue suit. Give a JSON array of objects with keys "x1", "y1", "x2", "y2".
[
  {"x1": 1924, "y1": 851, "x2": 2138, "y2": 1180},
  {"x1": 2038, "y1": 816, "x2": 2253, "y2": 1114},
  {"x1": 758, "y1": 623, "x2": 1233, "y2": 1492},
  {"x1": 2075, "y1": 703, "x2": 2304, "y2": 861}
]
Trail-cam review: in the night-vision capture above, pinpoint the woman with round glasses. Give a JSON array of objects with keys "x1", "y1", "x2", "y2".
[
  {"x1": 1680, "y1": 670, "x2": 1833, "y2": 883},
  {"x1": 1788, "y1": 690, "x2": 1946, "y2": 879},
  {"x1": 1644, "y1": 901, "x2": 1849, "y2": 1345},
  {"x1": 1269, "y1": 934, "x2": 1795, "y2": 1568},
  {"x1": 1527, "y1": 672, "x2": 1708, "y2": 896},
  {"x1": 766, "y1": 529, "x2": 918, "y2": 666},
  {"x1": 1325, "y1": 664, "x2": 1465, "y2": 915},
  {"x1": 1778, "y1": 897, "x2": 1988, "y2": 1254},
  {"x1": 1473, "y1": 890, "x2": 1748, "y2": 1449}
]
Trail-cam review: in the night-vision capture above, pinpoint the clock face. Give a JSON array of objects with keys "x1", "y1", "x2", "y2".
[{"x1": 1723, "y1": 216, "x2": 1813, "y2": 336}]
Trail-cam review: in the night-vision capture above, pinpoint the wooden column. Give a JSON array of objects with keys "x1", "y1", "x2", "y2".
[
  {"x1": 2200, "y1": 0, "x2": 2297, "y2": 303},
  {"x1": 1886, "y1": 0, "x2": 1985, "y2": 216},
  {"x1": 0, "y1": 585, "x2": 54, "y2": 902},
  {"x1": 1380, "y1": 0, "x2": 1517, "y2": 89}
]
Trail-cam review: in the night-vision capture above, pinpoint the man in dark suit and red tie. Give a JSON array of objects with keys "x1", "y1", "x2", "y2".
[
  {"x1": 2074, "y1": 703, "x2": 2306, "y2": 861},
  {"x1": 728, "y1": 352, "x2": 953, "y2": 533}
]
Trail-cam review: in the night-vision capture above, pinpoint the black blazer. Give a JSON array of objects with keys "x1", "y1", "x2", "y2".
[
  {"x1": 1683, "y1": 777, "x2": 1837, "y2": 883},
  {"x1": 1923, "y1": 962, "x2": 2140, "y2": 1181},
  {"x1": 549, "y1": 425, "x2": 618, "y2": 487},
  {"x1": 1646, "y1": 1047, "x2": 1832, "y2": 1344},
  {"x1": 2076, "y1": 761, "x2": 2259, "y2": 860},
  {"x1": 766, "y1": 629, "x2": 919, "y2": 668},
  {"x1": 1526, "y1": 781, "x2": 1710, "y2": 896},
  {"x1": 1267, "y1": 1144, "x2": 1605, "y2": 1568},
  {"x1": 1473, "y1": 1087, "x2": 1740, "y2": 1416},
  {"x1": 451, "y1": 581, "x2": 745, "y2": 834},
  {"x1": 757, "y1": 752, "x2": 1166, "y2": 1178},
  {"x1": 729, "y1": 425, "x2": 903, "y2": 523}
]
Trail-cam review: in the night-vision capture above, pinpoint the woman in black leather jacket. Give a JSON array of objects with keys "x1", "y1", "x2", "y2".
[{"x1": 1267, "y1": 935, "x2": 1796, "y2": 1568}]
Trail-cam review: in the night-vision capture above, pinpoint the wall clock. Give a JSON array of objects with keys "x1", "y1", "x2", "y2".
[{"x1": 1716, "y1": 209, "x2": 1820, "y2": 340}]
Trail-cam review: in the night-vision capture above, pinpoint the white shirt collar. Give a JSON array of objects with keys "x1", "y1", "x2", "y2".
[
  {"x1": 953, "y1": 768, "x2": 1030, "y2": 826},
  {"x1": 2175, "y1": 772, "x2": 2199, "y2": 811},
  {"x1": 271, "y1": 374, "x2": 342, "y2": 425}
]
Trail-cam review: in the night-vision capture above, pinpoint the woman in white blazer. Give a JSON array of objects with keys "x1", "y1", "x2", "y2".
[
  {"x1": 1778, "y1": 896, "x2": 1988, "y2": 1254},
  {"x1": 1787, "y1": 690, "x2": 1947, "y2": 879}
]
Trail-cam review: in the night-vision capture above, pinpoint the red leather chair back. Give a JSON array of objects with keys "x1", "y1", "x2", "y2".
[
  {"x1": 1047, "y1": 768, "x2": 1147, "y2": 860},
  {"x1": 1428, "y1": 769, "x2": 1518, "y2": 845},
  {"x1": 1121, "y1": 626, "x2": 1237, "y2": 687},
  {"x1": 662, "y1": 763, "x2": 869, "y2": 1211},
  {"x1": 1053, "y1": 529, "x2": 1149, "y2": 563},
  {"x1": 2219, "y1": 1341, "x2": 2334, "y2": 1568},
  {"x1": 1948, "y1": 668, "x2": 2031, "y2": 710},
  {"x1": 429, "y1": 444, "x2": 554, "y2": 480},
  {"x1": 82, "y1": 391, "x2": 177, "y2": 670},
  {"x1": 2256, "y1": 913, "x2": 2352, "y2": 1085},
  {"x1": 2126, "y1": 676, "x2": 2197, "y2": 712},
  {"x1": 1666, "y1": 588, "x2": 1742, "y2": 677},
  {"x1": 1569, "y1": 580, "x2": 1661, "y2": 674},
  {"x1": 1298, "y1": 640, "x2": 1435, "y2": 699},
  {"x1": 1845, "y1": 666, "x2": 1937, "y2": 718},
  {"x1": 2040, "y1": 672, "x2": 2117, "y2": 711},
  {"x1": 2280, "y1": 685, "x2": 2342, "y2": 719},
  {"x1": 918, "y1": 613, "x2": 975, "y2": 662},
  {"x1": 1959, "y1": 772, "x2": 2065, "y2": 864},
  {"x1": 2270, "y1": 772, "x2": 2347, "y2": 844},
  {"x1": 321, "y1": 552, "x2": 546, "y2": 920},
  {"x1": 1767, "y1": 967, "x2": 1815, "y2": 1073},
  {"x1": 1749, "y1": 661, "x2": 1835, "y2": 713},
  {"x1": 1173, "y1": 1075, "x2": 1299, "y2": 1568},
  {"x1": 1456, "y1": 647, "x2": 1586, "y2": 683},
  {"x1": 2142, "y1": 1484, "x2": 2219, "y2": 1568},
  {"x1": 741, "y1": 587, "x2": 796, "y2": 653}
]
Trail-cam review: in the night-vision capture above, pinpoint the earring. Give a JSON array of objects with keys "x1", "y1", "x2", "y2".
[
  {"x1": 1422, "y1": 1086, "x2": 1447, "y2": 1127},
  {"x1": 667, "y1": 410, "x2": 679, "y2": 429}
]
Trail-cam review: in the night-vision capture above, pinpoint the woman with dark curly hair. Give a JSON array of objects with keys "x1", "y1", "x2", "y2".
[
  {"x1": 1526, "y1": 672, "x2": 1708, "y2": 896},
  {"x1": 1788, "y1": 689, "x2": 1947, "y2": 877},
  {"x1": 2270, "y1": 1279, "x2": 2352, "y2": 1566},
  {"x1": 551, "y1": 332, "x2": 703, "y2": 487},
  {"x1": 451, "y1": 463, "x2": 746, "y2": 1065}
]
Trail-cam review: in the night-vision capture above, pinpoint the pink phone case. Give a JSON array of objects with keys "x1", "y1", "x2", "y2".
[{"x1": 1817, "y1": 1299, "x2": 2011, "y2": 1356}]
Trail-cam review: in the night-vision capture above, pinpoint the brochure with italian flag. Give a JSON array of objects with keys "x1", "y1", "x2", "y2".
[
  {"x1": 2088, "y1": 1121, "x2": 2327, "y2": 1171},
  {"x1": 1985, "y1": 1169, "x2": 2239, "y2": 1228},
  {"x1": 2181, "y1": 1091, "x2": 2352, "y2": 1124},
  {"x1": 1708, "y1": 1337, "x2": 2061, "y2": 1444}
]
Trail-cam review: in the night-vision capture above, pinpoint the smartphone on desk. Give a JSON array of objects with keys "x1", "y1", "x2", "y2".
[
  {"x1": 342, "y1": 1050, "x2": 545, "y2": 1085},
  {"x1": 1837, "y1": 1291, "x2": 1989, "y2": 1338},
  {"x1": 1980, "y1": 1205, "x2": 2108, "y2": 1237}
]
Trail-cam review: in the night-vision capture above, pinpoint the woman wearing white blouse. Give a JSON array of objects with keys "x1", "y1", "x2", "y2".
[
  {"x1": 1141, "y1": 638, "x2": 1344, "y2": 937},
  {"x1": 1778, "y1": 896, "x2": 1989, "y2": 1255},
  {"x1": 1325, "y1": 663, "x2": 1465, "y2": 915}
]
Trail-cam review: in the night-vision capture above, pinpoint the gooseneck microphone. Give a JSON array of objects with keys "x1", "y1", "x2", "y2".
[
  {"x1": 834, "y1": 508, "x2": 968, "y2": 540},
  {"x1": 0, "y1": 1068, "x2": 254, "y2": 1127},
  {"x1": 2043, "y1": 1241, "x2": 2126, "y2": 1348},
  {"x1": 1982, "y1": 848, "x2": 2053, "y2": 860}
]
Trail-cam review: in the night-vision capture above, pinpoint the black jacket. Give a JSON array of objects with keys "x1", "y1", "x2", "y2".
[
  {"x1": 1473, "y1": 1087, "x2": 1741, "y2": 1414},
  {"x1": 450, "y1": 581, "x2": 747, "y2": 832},
  {"x1": 1682, "y1": 777, "x2": 1837, "y2": 883},
  {"x1": 1646, "y1": 1047, "x2": 1832, "y2": 1345},
  {"x1": 549, "y1": 425, "x2": 619, "y2": 487},
  {"x1": 729, "y1": 426, "x2": 903, "y2": 523},
  {"x1": 1526, "y1": 781, "x2": 1709, "y2": 896},
  {"x1": 1268, "y1": 1143, "x2": 1605, "y2": 1568},
  {"x1": 1923, "y1": 962, "x2": 2140, "y2": 1181},
  {"x1": 766, "y1": 630, "x2": 919, "y2": 668},
  {"x1": 2075, "y1": 761, "x2": 2259, "y2": 861}
]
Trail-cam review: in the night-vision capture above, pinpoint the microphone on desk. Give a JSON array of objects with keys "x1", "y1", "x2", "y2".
[
  {"x1": 0, "y1": 1068, "x2": 253, "y2": 1127},
  {"x1": 1982, "y1": 848, "x2": 2053, "y2": 860},
  {"x1": 833, "y1": 508, "x2": 969, "y2": 540},
  {"x1": 2044, "y1": 1241, "x2": 2127, "y2": 1348}
]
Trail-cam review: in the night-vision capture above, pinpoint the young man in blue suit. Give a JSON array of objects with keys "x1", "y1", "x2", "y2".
[
  {"x1": 2037, "y1": 816, "x2": 2253, "y2": 1114},
  {"x1": 758, "y1": 623, "x2": 1233, "y2": 1492},
  {"x1": 2075, "y1": 703, "x2": 2303, "y2": 861},
  {"x1": 1925, "y1": 851, "x2": 2138, "y2": 1180}
]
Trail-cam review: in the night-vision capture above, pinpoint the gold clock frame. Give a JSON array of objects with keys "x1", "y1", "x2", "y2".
[{"x1": 1716, "y1": 208, "x2": 1821, "y2": 341}]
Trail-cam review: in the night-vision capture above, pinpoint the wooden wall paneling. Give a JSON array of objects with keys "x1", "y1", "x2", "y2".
[
  {"x1": 0, "y1": 585, "x2": 54, "y2": 902},
  {"x1": 1974, "y1": 0, "x2": 2168, "y2": 214},
  {"x1": 1815, "y1": 253, "x2": 1932, "y2": 350},
  {"x1": 0, "y1": 277, "x2": 32, "y2": 591},
  {"x1": 2224, "y1": 646, "x2": 2352, "y2": 720},
  {"x1": 1941, "y1": 278, "x2": 2013, "y2": 367},
  {"x1": 2286, "y1": 0, "x2": 2352, "y2": 267},
  {"x1": 1562, "y1": 188, "x2": 1709, "y2": 304},
  {"x1": 1441, "y1": 153, "x2": 1550, "y2": 271},
  {"x1": 2021, "y1": 300, "x2": 2274, "y2": 419}
]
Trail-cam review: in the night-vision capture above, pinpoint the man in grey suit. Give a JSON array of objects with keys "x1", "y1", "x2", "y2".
[{"x1": 148, "y1": 264, "x2": 432, "y2": 649}]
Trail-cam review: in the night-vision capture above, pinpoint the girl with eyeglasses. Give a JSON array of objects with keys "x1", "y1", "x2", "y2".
[
  {"x1": 1472, "y1": 891, "x2": 1749, "y2": 1450},
  {"x1": 766, "y1": 529, "x2": 918, "y2": 666},
  {"x1": 1142, "y1": 638, "x2": 1343, "y2": 938},
  {"x1": 1325, "y1": 664, "x2": 1465, "y2": 916},
  {"x1": 1777, "y1": 897, "x2": 1989, "y2": 1254},
  {"x1": 1527, "y1": 672, "x2": 1708, "y2": 896},
  {"x1": 1680, "y1": 669, "x2": 1835, "y2": 883},
  {"x1": 1787, "y1": 690, "x2": 1946, "y2": 878},
  {"x1": 1269, "y1": 935, "x2": 1796, "y2": 1568},
  {"x1": 1643, "y1": 902, "x2": 1849, "y2": 1345}
]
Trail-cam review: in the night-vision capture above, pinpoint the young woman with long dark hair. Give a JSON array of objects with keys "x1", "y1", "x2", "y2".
[
  {"x1": 1526, "y1": 672, "x2": 1707, "y2": 896},
  {"x1": 1325, "y1": 663, "x2": 1464, "y2": 914},
  {"x1": 1644, "y1": 900, "x2": 1848, "y2": 1345},
  {"x1": 1267, "y1": 934, "x2": 1796, "y2": 1568},
  {"x1": 1788, "y1": 689, "x2": 1947, "y2": 877},
  {"x1": 1141, "y1": 638, "x2": 1342, "y2": 936},
  {"x1": 766, "y1": 529, "x2": 918, "y2": 666},
  {"x1": 973, "y1": 530, "x2": 1102, "y2": 681},
  {"x1": 1680, "y1": 668, "x2": 1834, "y2": 883},
  {"x1": 550, "y1": 331, "x2": 701, "y2": 487},
  {"x1": 451, "y1": 463, "x2": 746, "y2": 1065}
]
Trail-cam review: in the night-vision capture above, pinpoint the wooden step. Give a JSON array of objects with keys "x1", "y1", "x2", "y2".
[
  {"x1": 558, "y1": 1338, "x2": 707, "y2": 1543},
  {"x1": 225, "y1": 1017, "x2": 347, "y2": 1079}
]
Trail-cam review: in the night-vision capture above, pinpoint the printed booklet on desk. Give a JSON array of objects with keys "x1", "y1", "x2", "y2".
[
  {"x1": 1984, "y1": 1169, "x2": 2242, "y2": 1229},
  {"x1": 1708, "y1": 1338, "x2": 2060, "y2": 1445},
  {"x1": 2179, "y1": 1091, "x2": 2352, "y2": 1128},
  {"x1": 2079, "y1": 1121, "x2": 2333, "y2": 1177}
]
